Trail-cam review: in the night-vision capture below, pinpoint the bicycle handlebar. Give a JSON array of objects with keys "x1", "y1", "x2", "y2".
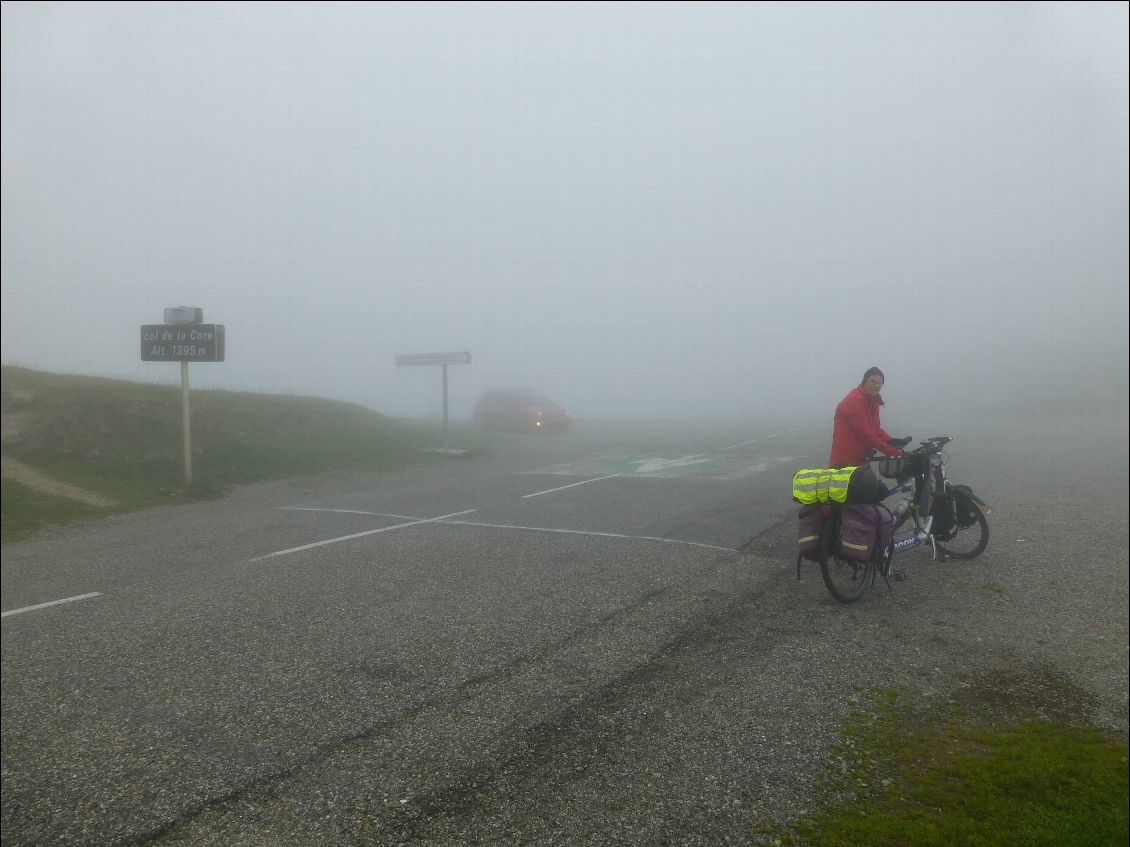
[
  {"x1": 866, "y1": 435, "x2": 953, "y2": 463},
  {"x1": 910, "y1": 436, "x2": 952, "y2": 454}
]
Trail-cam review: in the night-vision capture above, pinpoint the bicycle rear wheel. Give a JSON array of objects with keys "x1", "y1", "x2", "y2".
[
  {"x1": 818, "y1": 517, "x2": 874, "y2": 603},
  {"x1": 936, "y1": 490, "x2": 989, "y2": 560}
]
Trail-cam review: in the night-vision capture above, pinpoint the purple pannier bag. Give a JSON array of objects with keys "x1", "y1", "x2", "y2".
[
  {"x1": 797, "y1": 506, "x2": 823, "y2": 562},
  {"x1": 838, "y1": 504, "x2": 894, "y2": 562}
]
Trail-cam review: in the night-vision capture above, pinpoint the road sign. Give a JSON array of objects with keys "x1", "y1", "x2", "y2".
[
  {"x1": 395, "y1": 351, "x2": 471, "y2": 367},
  {"x1": 141, "y1": 324, "x2": 225, "y2": 362},
  {"x1": 394, "y1": 351, "x2": 472, "y2": 451},
  {"x1": 163, "y1": 306, "x2": 203, "y2": 324}
]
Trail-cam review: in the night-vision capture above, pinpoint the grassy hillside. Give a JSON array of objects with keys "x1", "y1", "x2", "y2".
[{"x1": 1, "y1": 366, "x2": 481, "y2": 542}]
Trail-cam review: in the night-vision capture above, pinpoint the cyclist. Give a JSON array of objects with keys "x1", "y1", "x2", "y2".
[{"x1": 829, "y1": 366, "x2": 911, "y2": 470}]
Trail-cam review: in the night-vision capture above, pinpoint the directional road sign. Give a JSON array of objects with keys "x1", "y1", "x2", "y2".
[{"x1": 395, "y1": 351, "x2": 471, "y2": 367}]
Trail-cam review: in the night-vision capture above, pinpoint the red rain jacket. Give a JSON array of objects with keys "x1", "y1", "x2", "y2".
[{"x1": 828, "y1": 386, "x2": 900, "y2": 467}]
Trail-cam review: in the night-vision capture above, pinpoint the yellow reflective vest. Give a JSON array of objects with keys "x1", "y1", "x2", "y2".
[{"x1": 792, "y1": 467, "x2": 858, "y2": 505}]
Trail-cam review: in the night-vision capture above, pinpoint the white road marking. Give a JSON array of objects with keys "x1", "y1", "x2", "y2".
[
  {"x1": 442, "y1": 519, "x2": 739, "y2": 553},
  {"x1": 274, "y1": 437, "x2": 788, "y2": 554},
  {"x1": 280, "y1": 507, "x2": 419, "y2": 520},
  {"x1": 276, "y1": 507, "x2": 738, "y2": 554},
  {"x1": 253, "y1": 509, "x2": 478, "y2": 560},
  {"x1": 521, "y1": 473, "x2": 623, "y2": 499},
  {"x1": 2, "y1": 592, "x2": 103, "y2": 618}
]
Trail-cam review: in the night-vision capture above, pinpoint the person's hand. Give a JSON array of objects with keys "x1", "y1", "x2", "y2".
[{"x1": 888, "y1": 436, "x2": 912, "y2": 448}]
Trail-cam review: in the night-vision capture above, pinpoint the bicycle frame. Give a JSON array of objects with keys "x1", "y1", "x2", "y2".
[{"x1": 879, "y1": 440, "x2": 953, "y2": 563}]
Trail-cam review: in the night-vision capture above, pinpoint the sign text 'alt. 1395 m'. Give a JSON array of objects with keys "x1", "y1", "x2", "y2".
[{"x1": 141, "y1": 324, "x2": 225, "y2": 362}]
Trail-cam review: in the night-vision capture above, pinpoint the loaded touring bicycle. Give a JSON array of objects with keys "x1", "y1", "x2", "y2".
[{"x1": 794, "y1": 437, "x2": 990, "y2": 603}]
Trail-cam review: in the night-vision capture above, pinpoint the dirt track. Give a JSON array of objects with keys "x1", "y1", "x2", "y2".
[{"x1": 1, "y1": 409, "x2": 116, "y2": 507}]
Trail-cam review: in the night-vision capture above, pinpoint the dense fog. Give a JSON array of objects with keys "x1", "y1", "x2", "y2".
[{"x1": 3, "y1": 2, "x2": 1127, "y2": 429}]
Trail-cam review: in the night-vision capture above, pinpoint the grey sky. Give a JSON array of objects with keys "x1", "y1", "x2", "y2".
[{"x1": 3, "y1": 1, "x2": 1127, "y2": 423}]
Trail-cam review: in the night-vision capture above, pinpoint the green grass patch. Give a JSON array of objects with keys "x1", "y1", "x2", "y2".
[
  {"x1": 789, "y1": 691, "x2": 1129, "y2": 847},
  {"x1": 1, "y1": 477, "x2": 115, "y2": 540},
  {"x1": 2, "y1": 366, "x2": 488, "y2": 542}
]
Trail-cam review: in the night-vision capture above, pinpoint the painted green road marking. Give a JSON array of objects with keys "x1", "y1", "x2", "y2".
[{"x1": 524, "y1": 454, "x2": 794, "y2": 481}]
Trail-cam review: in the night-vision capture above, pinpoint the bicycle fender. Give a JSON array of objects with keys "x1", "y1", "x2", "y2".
[{"x1": 952, "y1": 484, "x2": 992, "y2": 516}]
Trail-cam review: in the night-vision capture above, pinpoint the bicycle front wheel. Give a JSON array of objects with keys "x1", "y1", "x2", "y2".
[
  {"x1": 936, "y1": 490, "x2": 989, "y2": 560},
  {"x1": 818, "y1": 517, "x2": 874, "y2": 603}
]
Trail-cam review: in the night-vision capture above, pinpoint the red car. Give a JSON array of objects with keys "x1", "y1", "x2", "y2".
[{"x1": 473, "y1": 390, "x2": 570, "y2": 432}]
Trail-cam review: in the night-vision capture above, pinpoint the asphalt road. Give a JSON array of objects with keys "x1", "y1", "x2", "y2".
[{"x1": 2, "y1": 415, "x2": 1127, "y2": 846}]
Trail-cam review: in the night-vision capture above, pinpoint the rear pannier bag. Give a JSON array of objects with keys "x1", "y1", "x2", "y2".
[
  {"x1": 838, "y1": 503, "x2": 894, "y2": 563},
  {"x1": 797, "y1": 506, "x2": 823, "y2": 562}
]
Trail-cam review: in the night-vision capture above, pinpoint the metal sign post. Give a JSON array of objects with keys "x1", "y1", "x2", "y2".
[
  {"x1": 181, "y1": 360, "x2": 192, "y2": 484},
  {"x1": 442, "y1": 363, "x2": 449, "y2": 450},
  {"x1": 394, "y1": 351, "x2": 471, "y2": 453},
  {"x1": 140, "y1": 309, "x2": 225, "y2": 485}
]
